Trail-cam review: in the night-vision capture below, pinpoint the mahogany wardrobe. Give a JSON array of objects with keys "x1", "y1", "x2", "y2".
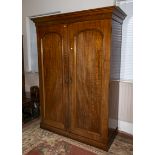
[{"x1": 32, "y1": 6, "x2": 126, "y2": 151}]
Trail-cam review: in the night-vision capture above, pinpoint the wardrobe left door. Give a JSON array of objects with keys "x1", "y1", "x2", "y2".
[{"x1": 37, "y1": 24, "x2": 69, "y2": 131}]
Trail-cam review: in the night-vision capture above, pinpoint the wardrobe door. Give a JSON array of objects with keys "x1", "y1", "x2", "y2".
[
  {"x1": 38, "y1": 24, "x2": 68, "y2": 130},
  {"x1": 68, "y1": 20, "x2": 109, "y2": 142}
]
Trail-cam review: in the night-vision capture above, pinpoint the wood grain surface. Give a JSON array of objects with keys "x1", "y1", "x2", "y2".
[{"x1": 33, "y1": 6, "x2": 126, "y2": 151}]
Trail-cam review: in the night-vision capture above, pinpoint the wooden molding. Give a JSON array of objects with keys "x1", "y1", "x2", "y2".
[
  {"x1": 32, "y1": 6, "x2": 126, "y2": 25},
  {"x1": 118, "y1": 130, "x2": 133, "y2": 139}
]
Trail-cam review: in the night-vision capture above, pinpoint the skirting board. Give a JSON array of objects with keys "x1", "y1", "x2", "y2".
[{"x1": 118, "y1": 120, "x2": 133, "y2": 135}]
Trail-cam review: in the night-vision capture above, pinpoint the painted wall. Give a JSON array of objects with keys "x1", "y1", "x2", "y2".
[
  {"x1": 25, "y1": 74, "x2": 133, "y2": 134},
  {"x1": 22, "y1": 0, "x2": 133, "y2": 134},
  {"x1": 118, "y1": 81, "x2": 133, "y2": 134},
  {"x1": 22, "y1": 0, "x2": 115, "y2": 71},
  {"x1": 109, "y1": 80, "x2": 133, "y2": 134}
]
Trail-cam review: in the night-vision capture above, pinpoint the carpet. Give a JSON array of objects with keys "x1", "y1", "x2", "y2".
[
  {"x1": 23, "y1": 119, "x2": 133, "y2": 155},
  {"x1": 25, "y1": 140, "x2": 96, "y2": 155}
]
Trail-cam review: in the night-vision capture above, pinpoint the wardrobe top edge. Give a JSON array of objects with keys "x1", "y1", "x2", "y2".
[{"x1": 31, "y1": 6, "x2": 126, "y2": 24}]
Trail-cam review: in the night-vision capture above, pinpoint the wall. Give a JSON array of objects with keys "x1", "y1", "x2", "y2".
[
  {"x1": 25, "y1": 74, "x2": 133, "y2": 135},
  {"x1": 110, "y1": 81, "x2": 133, "y2": 134},
  {"x1": 118, "y1": 81, "x2": 133, "y2": 134},
  {"x1": 22, "y1": 0, "x2": 133, "y2": 135},
  {"x1": 25, "y1": 72, "x2": 39, "y2": 92},
  {"x1": 117, "y1": 0, "x2": 133, "y2": 134},
  {"x1": 22, "y1": 0, "x2": 115, "y2": 72}
]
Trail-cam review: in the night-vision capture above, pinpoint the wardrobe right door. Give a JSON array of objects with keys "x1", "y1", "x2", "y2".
[{"x1": 68, "y1": 20, "x2": 110, "y2": 142}]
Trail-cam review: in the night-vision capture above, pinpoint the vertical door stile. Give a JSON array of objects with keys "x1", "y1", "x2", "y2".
[
  {"x1": 40, "y1": 38, "x2": 46, "y2": 119},
  {"x1": 63, "y1": 24, "x2": 70, "y2": 131}
]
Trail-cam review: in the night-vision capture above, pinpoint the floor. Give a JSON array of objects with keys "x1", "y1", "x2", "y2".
[{"x1": 23, "y1": 119, "x2": 133, "y2": 155}]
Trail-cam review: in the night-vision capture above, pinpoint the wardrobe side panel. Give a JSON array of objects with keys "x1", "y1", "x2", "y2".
[{"x1": 109, "y1": 20, "x2": 122, "y2": 140}]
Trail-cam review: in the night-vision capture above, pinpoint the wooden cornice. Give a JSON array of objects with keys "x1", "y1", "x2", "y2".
[{"x1": 32, "y1": 6, "x2": 126, "y2": 26}]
